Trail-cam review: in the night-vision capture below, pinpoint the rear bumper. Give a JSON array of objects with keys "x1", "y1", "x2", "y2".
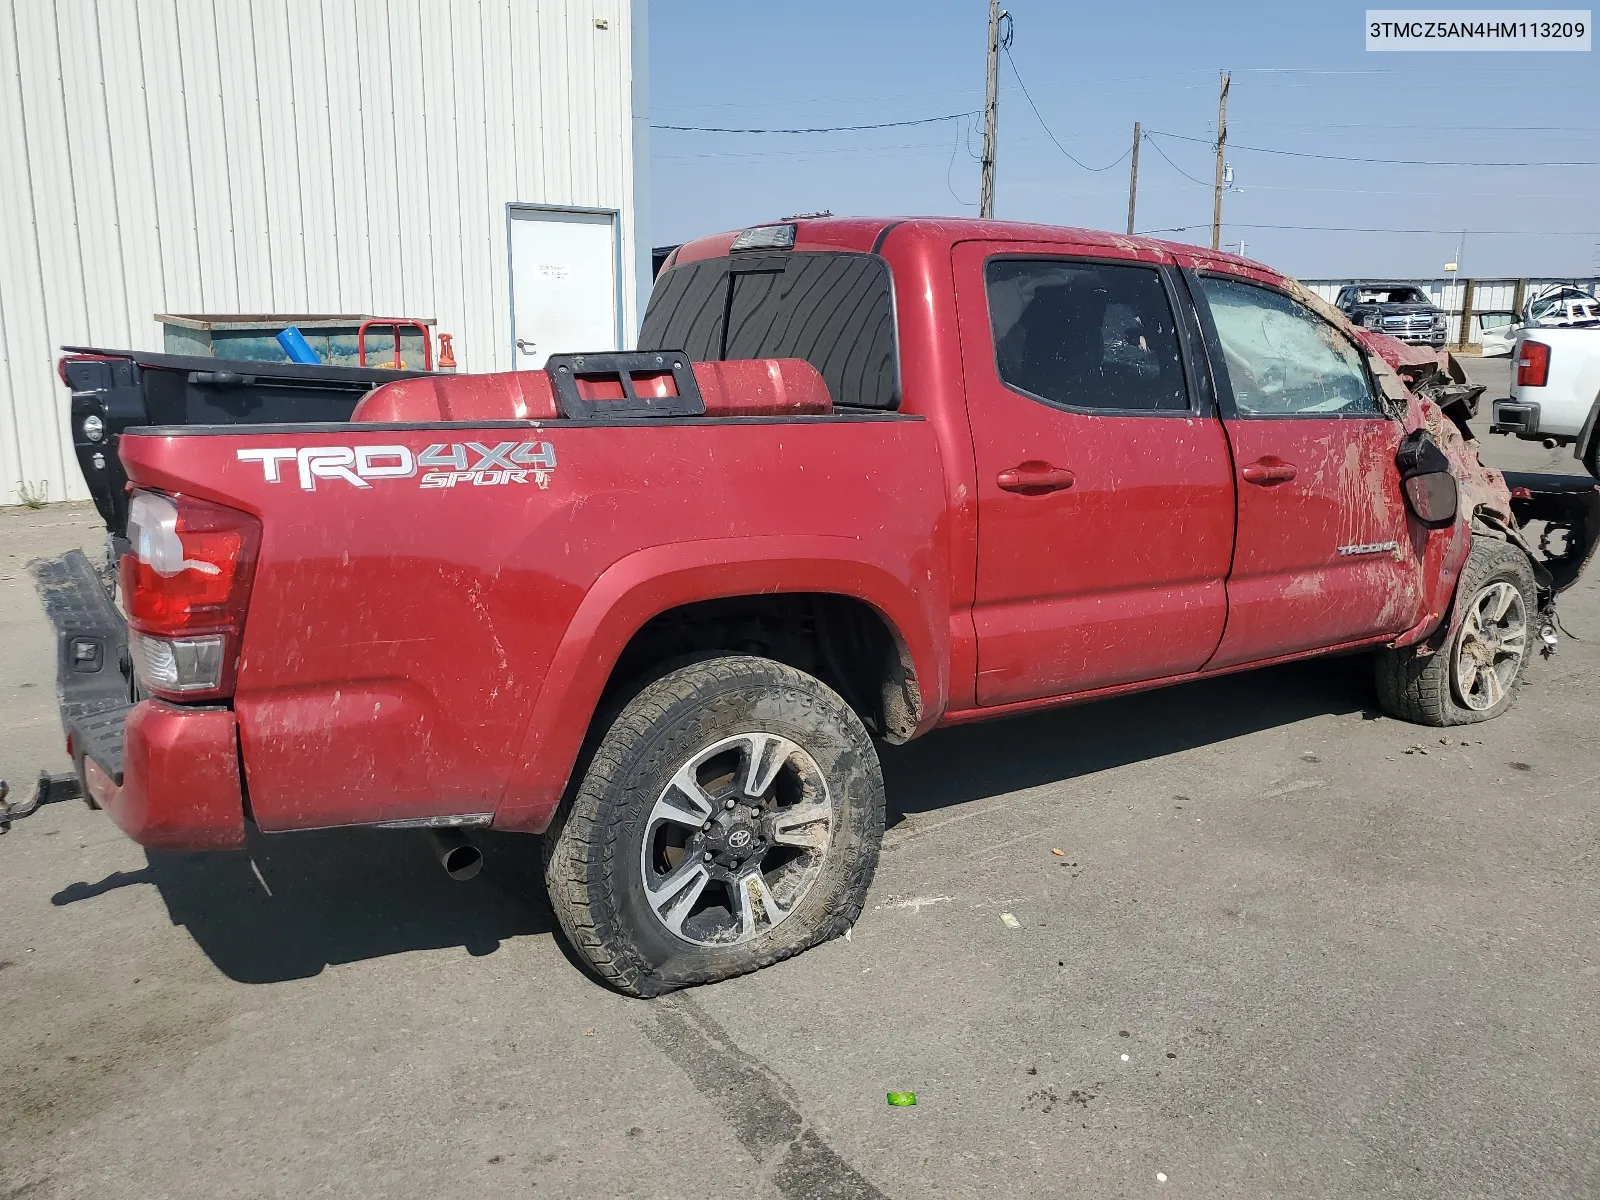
[
  {"x1": 80, "y1": 701, "x2": 246, "y2": 850},
  {"x1": 1491, "y1": 399, "x2": 1543, "y2": 436},
  {"x1": 32, "y1": 549, "x2": 245, "y2": 850}
]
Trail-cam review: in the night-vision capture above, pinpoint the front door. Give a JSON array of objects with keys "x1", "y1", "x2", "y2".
[
  {"x1": 509, "y1": 207, "x2": 620, "y2": 368},
  {"x1": 1190, "y1": 273, "x2": 1427, "y2": 669},
  {"x1": 955, "y1": 242, "x2": 1237, "y2": 706}
]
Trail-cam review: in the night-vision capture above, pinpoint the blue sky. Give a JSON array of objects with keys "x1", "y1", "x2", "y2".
[{"x1": 649, "y1": 0, "x2": 1599, "y2": 279}]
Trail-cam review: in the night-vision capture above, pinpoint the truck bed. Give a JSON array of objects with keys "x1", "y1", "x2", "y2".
[
  {"x1": 114, "y1": 401, "x2": 945, "y2": 834},
  {"x1": 59, "y1": 346, "x2": 433, "y2": 542}
]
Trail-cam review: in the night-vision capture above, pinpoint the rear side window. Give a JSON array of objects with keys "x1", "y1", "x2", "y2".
[
  {"x1": 985, "y1": 259, "x2": 1189, "y2": 412},
  {"x1": 639, "y1": 252, "x2": 899, "y2": 410}
]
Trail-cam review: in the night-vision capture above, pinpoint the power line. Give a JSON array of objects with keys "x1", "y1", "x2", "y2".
[
  {"x1": 1146, "y1": 129, "x2": 1600, "y2": 168},
  {"x1": 649, "y1": 64, "x2": 1595, "y2": 116},
  {"x1": 1237, "y1": 65, "x2": 1593, "y2": 75},
  {"x1": 1139, "y1": 221, "x2": 1600, "y2": 237},
  {"x1": 946, "y1": 113, "x2": 977, "y2": 209},
  {"x1": 651, "y1": 112, "x2": 976, "y2": 134},
  {"x1": 1142, "y1": 134, "x2": 1211, "y2": 187},
  {"x1": 1237, "y1": 121, "x2": 1600, "y2": 134},
  {"x1": 649, "y1": 69, "x2": 1225, "y2": 113},
  {"x1": 1001, "y1": 45, "x2": 1133, "y2": 173}
]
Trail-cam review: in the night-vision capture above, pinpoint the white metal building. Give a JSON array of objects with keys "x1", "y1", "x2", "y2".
[{"x1": 0, "y1": 0, "x2": 648, "y2": 505}]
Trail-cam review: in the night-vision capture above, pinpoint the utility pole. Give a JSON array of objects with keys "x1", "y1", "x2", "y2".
[
  {"x1": 1125, "y1": 121, "x2": 1141, "y2": 235},
  {"x1": 1210, "y1": 71, "x2": 1230, "y2": 251},
  {"x1": 980, "y1": 0, "x2": 1002, "y2": 218}
]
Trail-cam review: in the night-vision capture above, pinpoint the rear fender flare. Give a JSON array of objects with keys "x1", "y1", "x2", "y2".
[{"x1": 492, "y1": 535, "x2": 947, "y2": 832}]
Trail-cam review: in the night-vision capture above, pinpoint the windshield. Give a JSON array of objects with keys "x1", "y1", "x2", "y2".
[{"x1": 1354, "y1": 287, "x2": 1430, "y2": 305}]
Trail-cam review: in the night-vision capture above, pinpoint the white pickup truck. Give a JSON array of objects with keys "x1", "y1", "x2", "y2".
[
  {"x1": 1479, "y1": 287, "x2": 1600, "y2": 358},
  {"x1": 1493, "y1": 326, "x2": 1600, "y2": 477}
]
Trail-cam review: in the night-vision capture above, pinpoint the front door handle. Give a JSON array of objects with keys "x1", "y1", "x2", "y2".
[
  {"x1": 1240, "y1": 458, "x2": 1298, "y2": 486},
  {"x1": 997, "y1": 463, "x2": 1076, "y2": 493}
]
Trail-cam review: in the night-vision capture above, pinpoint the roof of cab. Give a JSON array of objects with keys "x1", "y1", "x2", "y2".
[{"x1": 667, "y1": 215, "x2": 1288, "y2": 287}]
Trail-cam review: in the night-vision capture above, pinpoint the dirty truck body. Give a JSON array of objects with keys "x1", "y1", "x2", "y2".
[{"x1": 34, "y1": 217, "x2": 1599, "y2": 995}]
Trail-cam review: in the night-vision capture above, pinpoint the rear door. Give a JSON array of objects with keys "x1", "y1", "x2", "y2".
[
  {"x1": 954, "y1": 241, "x2": 1237, "y2": 706},
  {"x1": 1189, "y1": 272, "x2": 1427, "y2": 668}
]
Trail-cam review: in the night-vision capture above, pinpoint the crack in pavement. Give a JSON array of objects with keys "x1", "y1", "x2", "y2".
[{"x1": 644, "y1": 997, "x2": 886, "y2": 1200}]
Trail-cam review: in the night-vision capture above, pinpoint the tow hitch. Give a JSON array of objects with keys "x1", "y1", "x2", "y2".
[{"x1": 0, "y1": 771, "x2": 84, "y2": 833}]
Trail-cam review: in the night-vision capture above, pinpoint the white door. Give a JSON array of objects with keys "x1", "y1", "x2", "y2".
[{"x1": 509, "y1": 207, "x2": 620, "y2": 368}]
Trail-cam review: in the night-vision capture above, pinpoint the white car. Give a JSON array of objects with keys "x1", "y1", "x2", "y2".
[
  {"x1": 1477, "y1": 311, "x2": 1520, "y2": 358},
  {"x1": 1493, "y1": 326, "x2": 1600, "y2": 477},
  {"x1": 1478, "y1": 287, "x2": 1600, "y2": 358}
]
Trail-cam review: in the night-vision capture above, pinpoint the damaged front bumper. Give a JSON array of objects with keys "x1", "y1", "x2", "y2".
[{"x1": 1502, "y1": 471, "x2": 1600, "y2": 597}]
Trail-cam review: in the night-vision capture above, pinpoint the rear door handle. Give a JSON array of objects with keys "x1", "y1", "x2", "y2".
[
  {"x1": 1240, "y1": 458, "x2": 1298, "y2": 486},
  {"x1": 997, "y1": 463, "x2": 1076, "y2": 493}
]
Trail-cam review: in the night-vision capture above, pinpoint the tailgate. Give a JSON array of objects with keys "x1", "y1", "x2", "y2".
[{"x1": 30, "y1": 549, "x2": 134, "y2": 787}]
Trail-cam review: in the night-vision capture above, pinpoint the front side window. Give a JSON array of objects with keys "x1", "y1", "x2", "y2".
[
  {"x1": 985, "y1": 259, "x2": 1189, "y2": 412},
  {"x1": 1198, "y1": 277, "x2": 1380, "y2": 417}
]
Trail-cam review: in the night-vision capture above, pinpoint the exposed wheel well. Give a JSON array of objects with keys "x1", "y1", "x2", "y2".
[{"x1": 602, "y1": 593, "x2": 922, "y2": 743}]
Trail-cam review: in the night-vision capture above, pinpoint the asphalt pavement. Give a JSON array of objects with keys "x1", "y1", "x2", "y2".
[{"x1": 2, "y1": 358, "x2": 1596, "y2": 1199}]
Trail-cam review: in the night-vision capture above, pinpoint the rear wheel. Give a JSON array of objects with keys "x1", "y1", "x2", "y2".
[
  {"x1": 1374, "y1": 538, "x2": 1537, "y2": 726},
  {"x1": 543, "y1": 656, "x2": 883, "y2": 996},
  {"x1": 1582, "y1": 433, "x2": 1600, "y2": 481}
]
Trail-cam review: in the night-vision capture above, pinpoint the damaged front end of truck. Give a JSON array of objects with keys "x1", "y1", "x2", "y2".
[{"x1": 1369, "y1": 333, "x2": 1600, "y2": 656}]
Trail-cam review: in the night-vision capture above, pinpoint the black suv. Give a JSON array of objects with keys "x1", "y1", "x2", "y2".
[{"x1": 1335, "y1": 282, "x2": 1448, "y2": 348}]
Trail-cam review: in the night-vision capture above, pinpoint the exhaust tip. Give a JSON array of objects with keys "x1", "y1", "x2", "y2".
[
  {"x1": 442, "y1": 843, "x2": 483, "y2": 881},
  {"x1": 429, "y1": 828, "x2": 484, "y2": 881},
  {"x1": 1543, "y1": 438, "x2": 1560, "y2": 449}
]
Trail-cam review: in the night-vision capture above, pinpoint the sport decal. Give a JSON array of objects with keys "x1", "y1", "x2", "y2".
[{"x1": 238, "y1": 442, "x2": 557, "y2": 491}]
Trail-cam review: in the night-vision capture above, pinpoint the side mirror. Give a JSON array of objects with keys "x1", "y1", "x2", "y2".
[
  {"x1": 1395, "y1": 429, "x2": 1458, "y2": 528},
  {"x1": 1403, "y1": 471, "x2": 1458, "y2": 527}
]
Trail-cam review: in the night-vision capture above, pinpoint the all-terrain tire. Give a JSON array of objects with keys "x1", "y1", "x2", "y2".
[
  {"x1": 1374, "y1": 537, "x2": 1538, "y2": 726},
  {"x1": 542, "y1": 656, "x2": 884, "y2": 997}
]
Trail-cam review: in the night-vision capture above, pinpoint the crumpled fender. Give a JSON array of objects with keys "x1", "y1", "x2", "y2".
[{"x1": 1282, "y1": 280, "x2": 1519, "y2": 651}]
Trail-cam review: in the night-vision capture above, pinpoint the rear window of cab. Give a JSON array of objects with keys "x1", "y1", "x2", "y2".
[{"x1": 640, "y1": 252, "x2": 900, "y2": 411}]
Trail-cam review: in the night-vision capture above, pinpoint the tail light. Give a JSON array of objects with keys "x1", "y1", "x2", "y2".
[
  {"x1": 1517, "y1": 341, "x2": 1551, "y2": 387},
  {"x1": 121, "y1": 491, "x2": 260, "y2": 701}
]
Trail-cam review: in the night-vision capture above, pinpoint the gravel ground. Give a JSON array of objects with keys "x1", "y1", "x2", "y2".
[{"x1": 2, "y1": 363, "x2": 1596, "y2": 1199}]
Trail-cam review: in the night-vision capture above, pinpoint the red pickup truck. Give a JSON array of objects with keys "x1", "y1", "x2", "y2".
[{"x1": 28, "y1": 216, "x2": 1599, "y2": 996}]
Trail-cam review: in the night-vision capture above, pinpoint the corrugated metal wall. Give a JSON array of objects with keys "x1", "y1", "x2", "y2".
[{"x1": 0, "y1": 0, "x2": 641, "y2": 506}]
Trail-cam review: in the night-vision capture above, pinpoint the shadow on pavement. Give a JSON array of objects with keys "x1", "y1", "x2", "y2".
[
  {"x1": 48, "y1": 655, "x2": 1374, "y2": 982},
  {"x1": 880, "y1": 654, "x2": 1376, "y2": 828},
  {"x1": 55, "y1": 825, "x2": 557, "y2": 984}
]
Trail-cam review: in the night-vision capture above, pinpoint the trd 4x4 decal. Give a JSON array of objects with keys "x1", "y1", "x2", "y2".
[{"x1": 237, "y1": 442, "x2": 558, "y2": 491}]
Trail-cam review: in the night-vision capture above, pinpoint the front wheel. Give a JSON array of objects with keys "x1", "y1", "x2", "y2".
[
  {"x1": 1374, "y1": 538, "x2": 1537, "y2": 726},
  {"x1": 543, "y1": 656, "x2": 884, "y2": 996}
]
